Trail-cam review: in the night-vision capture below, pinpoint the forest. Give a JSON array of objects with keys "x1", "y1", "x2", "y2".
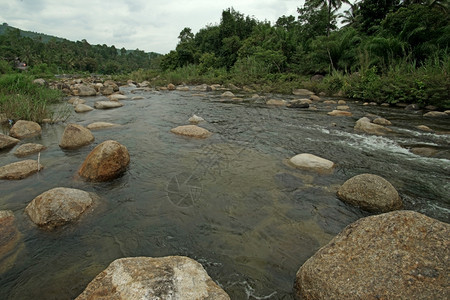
[{"x1": 0, "y1": 0, "x2": 449, "y2": 107}]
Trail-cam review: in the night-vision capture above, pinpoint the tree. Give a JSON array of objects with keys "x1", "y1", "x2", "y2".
[{"x1": 306, "y1": 0, "x2": 348, "y2": 36}]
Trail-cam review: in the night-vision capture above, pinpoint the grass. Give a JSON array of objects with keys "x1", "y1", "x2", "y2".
[{"x1": 0, "y1": 73, "x2": 70, "y2": 123}]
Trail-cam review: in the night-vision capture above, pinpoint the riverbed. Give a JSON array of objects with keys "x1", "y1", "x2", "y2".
[{"x1": 1, "y1": 86, "x2": 449, "y2": 299}]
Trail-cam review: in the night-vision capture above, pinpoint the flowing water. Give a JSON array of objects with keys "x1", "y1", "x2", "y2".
[{"x1": 1, "y1": 86, "x2": 449, "y2": 299}]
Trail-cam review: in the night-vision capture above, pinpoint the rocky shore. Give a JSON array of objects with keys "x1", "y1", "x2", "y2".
[{"x1": 0, "y1": 77, "x2": 448, "y2": 298}]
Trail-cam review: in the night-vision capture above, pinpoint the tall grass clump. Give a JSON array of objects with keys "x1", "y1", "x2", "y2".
[{"x1": 0, "y1": 74, "x2": 67, "y2": 123}]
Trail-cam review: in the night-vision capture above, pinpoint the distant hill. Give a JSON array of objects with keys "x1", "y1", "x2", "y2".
[{"x1": 0, "y1": 23, "x2": 67, "y2": 43}]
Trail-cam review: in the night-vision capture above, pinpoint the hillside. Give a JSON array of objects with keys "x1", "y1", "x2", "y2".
[{"x1": 0, "y1": 23, "x2": 67, "y2": 43}]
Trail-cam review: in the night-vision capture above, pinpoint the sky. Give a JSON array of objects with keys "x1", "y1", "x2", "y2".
[{"x1": 0, "y1": 0, "x2": 306, "y2": 54}]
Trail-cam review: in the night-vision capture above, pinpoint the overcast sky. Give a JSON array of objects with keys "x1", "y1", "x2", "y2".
[{"x1": 1, "y1": 0, "x2": 306, "y2": 54}]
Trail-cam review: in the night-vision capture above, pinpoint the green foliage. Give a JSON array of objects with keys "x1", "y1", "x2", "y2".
[
  {"x1": 0, "y1": 60, "x2": 12, "y2": 74},
  {"x1": 0, "y1": 74, "x2": 67, "y2": 122}
]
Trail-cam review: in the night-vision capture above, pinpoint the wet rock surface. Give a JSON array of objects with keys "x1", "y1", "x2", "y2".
[
  {"x1": 294, "y1": 211, "x2": 449, "y2": 300},
  {"x1": 78, "y1": 140, "x2": 130, "y2": 181},
  {"x1": 9, "y1": 120, "x2": 41, "y2": 139}
]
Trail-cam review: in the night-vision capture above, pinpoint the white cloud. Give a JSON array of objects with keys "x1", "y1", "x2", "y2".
[{"x1": 0, "y1": 0, "x2": 305, "y2": 54}]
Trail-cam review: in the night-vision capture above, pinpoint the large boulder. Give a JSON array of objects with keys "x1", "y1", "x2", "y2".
[
  {"x1": 354, "y1": 117, "x2": 393, "y2": 135},
  {"x1": 9, "y1": 120, "x2": 41, "y2": 139},
  {"x1": 76, "y1": 256, "x2": 230, "y2": 300},
  {"x1": 0, "y1": 160, "x2": 43, "y2": 180},
  {"x1": 78, "y1": 140, "x2": 130, "y2": 181},
  {"x1": 294, "y1": 211, "x2": 449, "y2": 300},
  {"x1": 25, "y1": 187, "x2": 95, "y2": 230},
  {"x1": 337, "y1": 173, "x2": 402, "y2": 213},
  {"x1": 0, "y1": 210, "x2": 22, "y2": 273},
  {"x1": 289, "y1": 153, "x2": 335, "y2": 173},
  {"x1": 94, "y1": 101, "x2": 124, "y2": 109},
  {"x1": 0, "y1": 133, "x2": 19, "y2": 150},
  {"x1": 14, "y1": 143, "x2": 47, "y2": 157},
  {"x1": 59, "y1": 124, "x2": 94, "y2": 149},
  {"x1": 170, "y1": 125, "x2": 212, "y2": 139}
]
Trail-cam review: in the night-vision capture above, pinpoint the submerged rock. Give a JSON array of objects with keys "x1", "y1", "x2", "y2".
[
  {"x1": 9, "y1": 120, "x2": 41, "y2": 139},
  {"x1": 289, "y1": 153, "x2": 334, "y2": 173},
  {"x1": 25, "y1": 187, "x2": 95, "y2": 230},
  {"x1": 294, "y1": 211, "x2": 449, "y2": 300},
  {"x1": 14, "y1": 143, "x2": 47, "y2": 157},
  {"x1": 0, "y1": 160, "x2": 43, "y2": 180},
  {"x1": 170, "y1": 125, "x2": 212, "y2": 139},
  {"x1": 78, "y1": 140, "x2": 130, "y2": 182},
  {"x1": 76, "y1": 256, "x2": 230, "y2": 300},
  {"x1": 0, "y1": 210, "x2": 22, "y2": 273},
  {"x1": 416, "y1": 125, "x2": 433, "y2": 132},
  {"x1": 0, "y1": 134, "x2": 19, "y2": 150},
  {"x1": 337, "y1": 173, "x2": 402, "y2": 213},
  {"x1": 287, "y1": 99, "x2": 310, "y2": 108},
  {"x1": 59, "y1": 124, "x2": 94, "y2": 149}
]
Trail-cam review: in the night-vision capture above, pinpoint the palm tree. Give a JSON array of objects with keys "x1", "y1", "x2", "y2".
[
  {"x1": 307, "y1": 0, "x2": 350, "y2": 36},
  {"x1": 339, "y1": 2, "x2": 359, "y2": 27}
]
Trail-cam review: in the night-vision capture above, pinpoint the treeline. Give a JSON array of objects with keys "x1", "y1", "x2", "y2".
[
  {"x1": 157, "y1": 0, "x2": 449, "y2": 106},
  {"x1": 0, "y1": 26, "x2": 161, "y2": 75}
]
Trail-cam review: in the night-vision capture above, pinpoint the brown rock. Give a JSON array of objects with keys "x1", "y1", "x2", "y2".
[
  {"x1": 337, "y1": 173, "x2": 402, "y2": 213},
  {"x1": 167, "y1": 83, "x2": 176, "y2": 90},
  {"x1": 100, "y1": 85, "x2": 114, "y2": 96},
  {"x1": 170, "y1": 125, "x2": 212, "y2": 139},
  {"x1": 74, "y1": 84, "x2": 97, "y2": 96},
  {"x1": 76, "y1": 256, "x2": 230, "y2": 300},
  {"x1": 0, "y1": 160, "x2": 43, "y2": 180},
  {"x1": 108, "y1": 94, "x2": 128, "y2": 101},
  {"x1": 221, "y1": 91, "x2": 235, "y2": 97},
  {"x1": 0, "y1": 133, "x2": 19, "y2": 150},
  {"x1": 289, "y1": 153, "x2": 335, "y2": 173},
  {"x1": 25, "y1": 187, "x2": 95, "y2": 230},
  {"x1": 14, "y1": 143, "x2": 47, "y2": 157},
  {"x1": 9, "y1": 120, "x2": 41, "y2": 139},
  {"x1": 294, "y1": 211, "x2": 449, "y2": 300},
  {"x1": 59, "y1": 124, "x2": 94, "y2": 149},
  {"x1": 78, "y1": 140, "x2": 130, "y2": 182}
]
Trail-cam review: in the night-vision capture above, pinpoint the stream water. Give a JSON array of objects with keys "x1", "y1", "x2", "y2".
[{"x1": 1, "y1": 86, "x2": 449, "y2": 299}]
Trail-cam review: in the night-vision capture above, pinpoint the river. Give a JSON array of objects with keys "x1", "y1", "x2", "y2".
[{"x1": 1, "y1": 86, "x2": 449, "y2": 299}]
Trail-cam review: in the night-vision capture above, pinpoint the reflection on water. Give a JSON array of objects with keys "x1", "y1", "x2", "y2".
[{"x1": 1, "y1": 87, "x2": 449, "y2": 299}]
